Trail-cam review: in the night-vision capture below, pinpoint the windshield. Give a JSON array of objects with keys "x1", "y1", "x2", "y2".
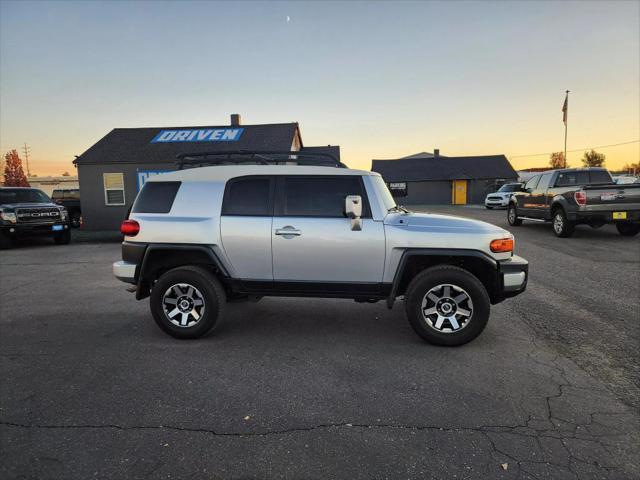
[
  {"x1": 0, "y1": 188, "x2": 51, "y2": 204},
  {"x1": 497, "y1": 183, "x2": 521, "y2": 193},
  {"x1": 371, "y1": 175, "x2": 396, "y2": 211}
]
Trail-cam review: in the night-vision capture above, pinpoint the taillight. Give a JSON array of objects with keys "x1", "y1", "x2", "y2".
[
  {"x1": 574, "y1": 190, "x2": 586, "y2": 206},
  {"x1": 120, "y1": 219, "x2": 140, "y2": 236},
  {"x1": 490, "y1": 238, "x2": 514, "y2": 253}
]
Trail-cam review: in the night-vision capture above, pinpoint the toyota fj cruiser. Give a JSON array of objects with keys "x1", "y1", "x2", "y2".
[{"x1": 113, "y1": 152, "x2": 528, "y2": 346}]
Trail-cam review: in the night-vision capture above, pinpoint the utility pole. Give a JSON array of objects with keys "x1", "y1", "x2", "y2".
[
  {"x1": 562, "y1": 91, "x2": 569, "y2": 168},
  {"x1": 22, "y1": 143, "x2": 31, "y2": 177}
]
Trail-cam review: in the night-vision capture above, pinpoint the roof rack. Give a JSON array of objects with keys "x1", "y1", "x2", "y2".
[{"x1": 175, "y1": 150, "x2": 347, "y2": 170}]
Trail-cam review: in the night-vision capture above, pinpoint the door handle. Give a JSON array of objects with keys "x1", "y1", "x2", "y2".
[{"x1": 275, "y1": 226, "x2": 302, "y2": 237}]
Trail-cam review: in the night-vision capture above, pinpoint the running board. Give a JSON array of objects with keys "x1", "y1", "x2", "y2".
[{"x1": 519, "y1": 217, "x2": 546, "y2": 222}]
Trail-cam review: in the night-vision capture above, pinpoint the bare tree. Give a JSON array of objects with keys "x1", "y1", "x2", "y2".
[{"x1": 581, "y1": 150, "x2": 606, "y2": 168}]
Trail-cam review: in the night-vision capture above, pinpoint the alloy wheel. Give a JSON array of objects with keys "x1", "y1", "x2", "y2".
[
  {"x1": 421, "y1": 284, "x2": 474, "y2": 333},
  {"x1": 162, "y1": 283, "x2": 206, "y2": 327},
  {"x1": 553, "y1": 213, "x2": 563, "y2": 234}
]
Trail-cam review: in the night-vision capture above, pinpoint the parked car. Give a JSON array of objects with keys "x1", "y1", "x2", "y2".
[
  {"x1": 508, "y1": 167, "x2": 640, "y2": 237},
  {"x1": 0, "y1": 187, "x2": 71, "y2": 249},
  {"x1": 113, "y1": 152, "x2": 528, "y2": 346},
  {"x1": 51, "y1": 188, "x2": 81, "y2": 227},
  {"x1": 484, "y1": 183, "x2": 523, "y2": 209}
]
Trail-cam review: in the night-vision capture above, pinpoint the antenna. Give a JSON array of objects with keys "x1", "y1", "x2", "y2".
[{"x1": 22, "y1": 143, "x2": 31, "y2": 176}]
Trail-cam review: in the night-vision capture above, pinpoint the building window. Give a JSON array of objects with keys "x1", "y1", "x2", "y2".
[
  {"x1": 388, "y1": 182, "x2": 408, "y2": 197},
  {"x1": 103, "y1": 173, "x2": 126, "y2": 206}
]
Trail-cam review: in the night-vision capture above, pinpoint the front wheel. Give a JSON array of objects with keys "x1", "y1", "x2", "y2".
[
  {"x1": 54, "y1": 230, "x2": 71, "y2": 245},
  {"x1": 552, "y1": 209, "x2": 575, "y2": 238},
  {"x1": 616, "y1": 222, "x2": 640, "y2": 236},
  {"x1": 150, "y1": 266, "x2": 225, "y2": 339},
  {"x1": 507, "y1": 204, "x2": 522, "y2": 226},
  {"x1": 404, "y1": 265, "x2": 490, "y2": 346}
]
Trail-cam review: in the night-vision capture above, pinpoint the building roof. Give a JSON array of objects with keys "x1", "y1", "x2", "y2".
[
  {"x1": 371, "y1": 155, "x2": 518, "y2": 182},
  {"x1": 73, "y1": 123, "x2": 302, "y2": 165},
  {"x1": 300, "y1": 145, "x2": 341, "y2": 162},
  {"x1": 148, "y1": 164, "x2": 375, "y2": 184}
]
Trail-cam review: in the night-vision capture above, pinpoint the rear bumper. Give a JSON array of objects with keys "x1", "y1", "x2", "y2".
[
  {"x1": 113, "y1": 261, "x2": 137, "y2": 284},
  {"x1": 568, "y1": 209, "x2": 640, "y2": 223},
  {"x1": 497, "y1": 255, "x2": 528, "y2": 299}
]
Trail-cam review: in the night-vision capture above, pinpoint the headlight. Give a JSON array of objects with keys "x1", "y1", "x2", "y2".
[
  {"x1": 0, "y1": 210, "x2": 17, "y2": 223},
  {"x1": 59, "y1": 208, "x2": 69, "y2": 221}
]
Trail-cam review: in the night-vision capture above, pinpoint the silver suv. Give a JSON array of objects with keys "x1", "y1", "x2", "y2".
[{"x1": 113, "y1": 154, "x2": 528, "y2": 346}]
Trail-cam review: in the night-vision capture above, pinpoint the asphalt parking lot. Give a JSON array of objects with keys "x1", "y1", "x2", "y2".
[{"x1": 1, "y1": 207, "x2": 639, "y2": 479}]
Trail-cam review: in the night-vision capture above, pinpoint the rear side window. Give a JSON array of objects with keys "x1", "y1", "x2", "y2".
[
  {"x1": 222, "y1": 177, "x2": 272, "y2": 216},
  {"x1": 555, "y1": 171, "x2": 589, "y2": 186},
  {"x1": 278, "y1": 176, "x2": 370, "y2": 217},
  {"x1": 589, "y1": 170, "x2": 613, "y2": 184},
  {"x1": 132, "y1": 181, "x2": 181, "y2": 213}
]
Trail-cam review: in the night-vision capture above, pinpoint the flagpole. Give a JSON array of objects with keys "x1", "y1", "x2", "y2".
[{"x1": 564, "y1": 90, "x2": 569, "y2": 168}]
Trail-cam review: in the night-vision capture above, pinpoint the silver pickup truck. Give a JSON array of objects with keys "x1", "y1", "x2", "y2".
[
  {"x1": 508, "y1": 167, "x2": 640, "y2": 237},
  {"x1": 113, "y1": 152, "x2": 528, "y2": 346}
]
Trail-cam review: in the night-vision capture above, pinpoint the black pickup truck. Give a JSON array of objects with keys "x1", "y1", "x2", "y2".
[
  {"x1": 0, "y1": 187, "x2": 71, "y2": 249},
  {"x1": 508, "y1": 168, "x2": 640, "y2": 237},
  {"x1": 51, "y1": 188, "x2": 81, "y2": 227}
]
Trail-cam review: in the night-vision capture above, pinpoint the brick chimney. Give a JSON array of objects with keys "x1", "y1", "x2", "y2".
[{"x1": 230, "y1": 114, "x2": 242, "y2": 126}]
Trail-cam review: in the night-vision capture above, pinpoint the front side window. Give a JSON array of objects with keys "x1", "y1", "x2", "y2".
[
  {"x1": 278, "y1": 176, "x2": 369, "y2": 217},
  {"x1": 536, "y1": 173, "x2": 553, "y2": 191},
  {"x1": 222, "y1": 177, "x2": 272, "y2": 216},
  {"x1": 103, "y1": 173, "x2": 126, "y2": 206},
  {"x1": 524, "y1": 175, "x2": 540, "y2": 191}
]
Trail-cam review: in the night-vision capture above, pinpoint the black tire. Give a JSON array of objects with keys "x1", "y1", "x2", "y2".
[
  {"x1": 71, "y1": 212, "x2": 81, "y2": 228},
  {"x1": 551, "y1": 208, "x2": 575, "y2": 238},
  {"x1": 404, "y1": 265, "x2": 491, "y2": 346},
  {"x1": 53, "y1": 230, "x2": 71, "y2": 245},
  {"x1": 0, "y1": 232, "x2": 13, "y2": 250},
  {"x1": 507, "y1": 204, "x2": 522, "y2": 226},
  {"x1": 616, "y1": 222, "x2": 640, "y2": 236},
  {"x1": 150, "y1": 265, "x2": 225, "y2": 339}
]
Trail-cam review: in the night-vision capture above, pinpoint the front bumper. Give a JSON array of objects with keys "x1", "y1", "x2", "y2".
[
  {"x1": 485, "y1": 197, "x2": 509, "y2": 207},
  {"x1": 113, "y1": 261, "x2": 137, "y2": 284},
  {"x1": 497, "y1": 255, "x2": 528, "y2": 299},
  {"x1": 1, "y1": 221, "x2": 70, "y2": 236}
]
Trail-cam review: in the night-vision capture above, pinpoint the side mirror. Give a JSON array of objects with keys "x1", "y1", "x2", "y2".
[{"x1": 345, "y1": 195, "x2": 362, "y2": 231}]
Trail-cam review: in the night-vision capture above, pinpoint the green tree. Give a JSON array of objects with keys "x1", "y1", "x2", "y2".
[
  {"x1": 549, "y1": 152, "x2": 567, "y2": 169},
  {"x1": 581, "y1": 150, "x2": 606, "y2": 168},
  {"x1": 3, "y1": 150, "x2": 30, "y2": 187}
]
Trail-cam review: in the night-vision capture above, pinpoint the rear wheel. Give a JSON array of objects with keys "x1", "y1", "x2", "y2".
[
  {"x1": 616, "y1": 222, "x2": 640, "y2": 236},
  {"x1": 404, "y1": 265, "x2": 490, "y2": 346},
  {"x1": 552, "y1": 208, "x2": 575, "y2": 238},
  {"x1": 71, "y1": 212, "x2": 81, "y2": 228},
  {"x1": 150, "y1": 266, "x2": 225, "y2": 339},
  {"x1": 507, "y1": 204, "x2": 522, "y2": 226}
]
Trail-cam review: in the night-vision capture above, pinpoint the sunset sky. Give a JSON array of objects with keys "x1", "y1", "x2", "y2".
[{"x1": 1, "y1": 0, "x2": 638, "y2": 176}]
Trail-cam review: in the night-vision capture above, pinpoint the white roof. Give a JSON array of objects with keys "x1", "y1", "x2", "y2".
[{"x1": 148, "y1": 165, "x2": 377, "y2": 183}]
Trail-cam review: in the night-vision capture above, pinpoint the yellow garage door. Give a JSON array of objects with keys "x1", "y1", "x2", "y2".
[{"x1": 452, "y1": 180, "x2": 467, "y2": 205}]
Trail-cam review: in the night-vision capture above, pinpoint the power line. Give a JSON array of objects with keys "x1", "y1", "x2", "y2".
[{"x1": 510, "y1": 140, "x2": 639, "y2": 159}]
